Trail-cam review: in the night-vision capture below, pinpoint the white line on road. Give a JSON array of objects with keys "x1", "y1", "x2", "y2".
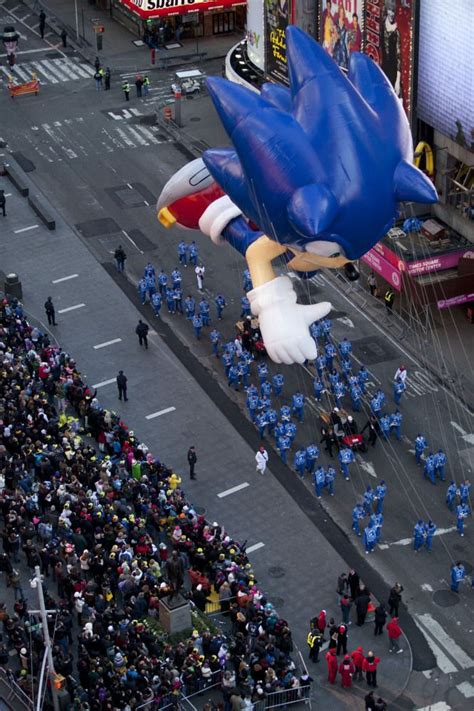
[
  {"x1": 58, "y1": 303, "x2": 85, "y2": 314},
  {"x1": 356, "y1": 457, "x2": 377, "y2": 478},
  {"x1": 93, "y1": 338, "x2": 122, "y2": 350},
  {"x1": 246, "y1": 542, "x2": 265, "y2": 554},
  {"x1": 381, "y1": 526, "x2": 457, "y2": 548},
  {"x1": 416, "y1": 704, "x2": 451, "y2": 711},
  {"x1": 217, "y1": 482, "x2": 250, "y2": 499},
  {"x1": 52, "y1": 274, "x2": 78, "y2": 284},
  {"x1": 416, "y1": 613, "x2": 474, "y2": 670},
  {"x1": 121, "y1": 229, "x2": 144, "y2": 254},
  {"x1": 451, "y1": 421, "x2": 474, "y2": 445},
  {"x1": 92, "y1": 378, "x2": 116, "y2": 389},
  {"x1": 421, "y1": 583, "x2": 433, "y2": 592},
  {"x1": 456, "y1": 682, "x2": 474, "y2": 699},
  {"x1": 14, "y1": 224, "x2": 39, "y2": 234},
  {"x1": 145, "y1": 407, "x2": 176, "y2": 420}
]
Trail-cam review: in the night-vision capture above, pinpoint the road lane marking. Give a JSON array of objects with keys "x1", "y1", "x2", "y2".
[
  {"x1": 416, "y1": 704, "x2": 451, "y2": 711},
  {"x1": 121, "y1": 229, "x2": 144, "y2": 254},
  {"x1": 145, "y1": 407, "x2": 176, "y2": 420},
  {"x1": 246, "y1": 542, "x2": 265, "y2": 554},
  {"x1": 356, "y1": 457, "x2": 377, "y2": 478},
  {"x1": 451, "y1": 421, "x2": 474, "y2": 445},
  {"x1": 457, "y1": 682, "x2": 474, "y2": 699},
  {"x1": 92, "y1": 378, "x2": 116, "y2": 389},
  {"x1": 217, "y1": 482, "x2": 250, "y2": 498},
  {"x1": 52, "y1": 274, "x2": 78, "y2": 284},
  {"x1": 416, "y1": 613, "x2": 474, "y2": 670},
  {"x1": 58, "y1": 303, "x2": 85, "y2": 314},
  {"x1": 421, "y1": 583, "x2": 433, "y2": 592},
  {"x1": 14, "y1": 225, "x2": 39, "y2": 234},
  {"x1": 93, "y1": 338, "x2": 122, "y2": 350},
  {"x1": 380, "y1": 527, "x2": 457, "y2": 548}
]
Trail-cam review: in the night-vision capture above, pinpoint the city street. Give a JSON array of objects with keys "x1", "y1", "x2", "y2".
[{"x1": 1, "y1": 2, "x2": 473, "y2": 709}]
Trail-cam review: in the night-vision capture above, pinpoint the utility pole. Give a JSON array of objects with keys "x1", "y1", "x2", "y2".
[
  {"x1": 74, "y1": 0, "x2": 79, "y2": 41},
  {"x1": 31, "y1": 566, "x2": 61, "y2": 711}
]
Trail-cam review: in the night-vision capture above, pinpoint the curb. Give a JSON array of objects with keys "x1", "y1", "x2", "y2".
[{"x1": 1, "y1": 153, "x2": 61, "y2": 230}]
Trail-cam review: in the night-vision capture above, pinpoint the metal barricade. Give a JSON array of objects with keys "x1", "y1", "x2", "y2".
[
  {"x1": 0, "y1": 667, "x2": 35, "y2": 710},
  {"x1": 252, "y1": 684, "x2": 312, "y2": 711}
]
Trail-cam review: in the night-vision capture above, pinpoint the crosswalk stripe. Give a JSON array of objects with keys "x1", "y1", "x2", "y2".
[
  {"x1": 11, "y1": 65, "x2": 31, "y2": 82},
  {"x1": 0, "y1": 66, "x2": 12, "y2": 81},
  {"x1": 126, "y1": 126, "x2": 149, "y2": 146},
  {"x1": 114, "y1": 127, "x2": 135, "y2": 148},
  {"x1": 51, "y1": 58, "x2": 84, "y2": 81},
  {"x1": 122, "y1": 109, "x2": 133, "y2": 119},
  {"x1": 415, "y1": 614, "x2": 474, "y2": 670},
  {"x1": 78, "y1": 62, "x2": 95, "y2": 77},
  {"x1": 31, "y1": 61, "x2": 59, "y2": 84},
  {"x1": 40, "y1": 59, "x2": 68, "y2": 82},
  {"x1": 136, "y1": 126, "x2": 159, "y2": 144}
]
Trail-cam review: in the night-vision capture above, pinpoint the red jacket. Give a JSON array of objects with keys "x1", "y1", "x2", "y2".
[
  {"x1": 362, "y1": 656, "x2": 380, "y2": 672},
  {"x1": 387, "y1": 619, "x2": 402, "y2": 639},
  {"x1": 351, "y1": 647, "x2": 364, "y2": 669}
]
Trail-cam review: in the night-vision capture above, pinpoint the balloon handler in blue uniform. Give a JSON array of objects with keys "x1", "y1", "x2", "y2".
[{"x1": 157, "y1": 27, "x2": 437, "y2": 366}]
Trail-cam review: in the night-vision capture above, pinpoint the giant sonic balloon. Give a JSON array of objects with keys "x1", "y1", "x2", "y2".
[{"x1": 157, "y1": 26, "x2": 437, "y2": 365}]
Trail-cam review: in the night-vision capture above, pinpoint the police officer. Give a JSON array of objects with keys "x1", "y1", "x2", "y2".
[
  {"x1": 305, "y1": 444, "x2": 320, "y2": 474},
  {"x1": 210, "y1": 328, "x2": 220, "y2": 356},
  {"x1": 313, "y1": 465, "x2": 326, "y2": 498},
  {"x1": 414, "y1": 434, "x2": 427, "y2": 466},
  {"x1": 122, "y1": 79, "x2": 130, "y2": 101},
  {"x1": 192, "y1": 313, "x2": 203, "y2": 340},
  {"x1": 215, "y1": 293, "x2": 226, "y2": 320},
  {"x1": 292, "y1": 391, "x2": 305, "y2": 422},
  {"x1": 187, "y1": 446, "x2": 197, "y2": 480},
  {"x1": 339, "y1": 447, "x2": 354, "y2": 481},
  {"x1": 151, "y1": 291, "x2": 162, "y2": 317},
  {"x1": 178, "y1": 240, "x2": 188, "y2": 266},
  {"x1": 184, "y1": 295, "x2": 195, "y2": 320},
  {"x1": 384, "y1": 287, "x2": 395, "y2": 314},
  {"x1": 413, "y1": 520, "x2": 425, "y2": 552},
  {"x1": 294, "y1": 448, "x2": 307, "y2": 479},
  {"x1": 272, "y1": 373, "x2": 284, "y2": 397},
  {"x1": 116, "y1": 370, "x2": 128, "y2": 402},
  {"x1": 114, "y1": 245, "x2": 126, "y2": 271},
  {"x1": 352, "y1": 503, "x2": 365, "y2": 536}
]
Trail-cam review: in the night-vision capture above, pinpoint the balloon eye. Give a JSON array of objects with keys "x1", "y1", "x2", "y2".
[{"x1": 344, "y1": 262, "x2": 360, "y2": 281}]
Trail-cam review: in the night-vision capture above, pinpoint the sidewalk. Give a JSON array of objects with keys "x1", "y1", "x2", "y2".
[
  {"x1": 0, "y1": 156, "x2": 413, "y2": 710},
  {"x1": 23, "y1": 0, "x2": 238, "y2": 70}
]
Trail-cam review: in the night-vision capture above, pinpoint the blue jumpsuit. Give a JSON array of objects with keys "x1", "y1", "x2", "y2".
[
  {"x1": 415, "y1": 436, "x2": 427, "y2": 465},
  {"x1": 242, "y1": 268, "x2": 252, "y2": 292},
  {"x1": 199, "y1": 299, "x2": 210, "y2": 326},
  {"x1": 316, "y1": 354, "x2": 326, "y2": 378},
  {"x1": 210, "y1": 329, "x2": 220, "y2": 356},
  {"x1": 158, "y1": 271, "x2": 168, "y2": 296},
  {"x1": 313, "y1": 377, "x2": 324, "y2": 401},
  {"x1": 215, "y1": 294, "x2": 226, "y2": 320},
  {"x1": 266, "y1": 408, "x2": 278, "y2": 437},
  {"x1": 285, "y1": 422, "x2": 297, "y2": 445},
  {"x1": 260, "y1": 380, "x2": 272, "y2": 398},
  {"x1": 334, "y1": 382, "x2": 345, "y2": 409},
  {"x1": 451, "y1": 563, "x2": 465, "y2": 592},
  {"x1": 188, "y1": 241, "x2": 198, "y2": 266},
  {"x1": 247, "y1": 395, "x2": 259, "y2": 423},
  {"x1": 425, "y1": 521, "x2": 436, "y2": 551},
  {"x1": 305, "y1": 444, "x2": 320, "y2": 474},
  {"x1": 151, "y1": 292, "x2": 162, "y2": 317},
  {"x1": 184, "y1": 296, "x2": 195, "y2": 320},
  {"x1": 166, "y1": 288, "x2": 175, "y2": 314},
  {"x1": 257, "y1": 362, "x2": 269, "y2": 385},
  {"x1": 313, "y1": 466, "x2": 326, "y2": 497},
  {"x1": 445, "y1": 482, "x2": 458, "y2": 511},
  {"x1": 280, "y1": 405, "x2": 291, "y2": 423},
  {"x1": 393, "y1": 379, "x2": 406, "y2": 405},
  {"x1": 192, "y1": 314, "x2": 202, "y2": 340},
  {"x1": 240, "y1": 295, "x2": 251, "y2": 318},
  {"x1": 459, "y1": 482, "x2": 471, "y2": 505},
  {"x1": 352, "y1": 504, "x2": 365, "y2": 536},
  {"x1": 138, "y1": 278, "x2": 147, "y2": 304},
  {"x1": 456, "y1": 503, "x2": 470, "y2": 536},
  {"x1": 339, "y1": 338, "x2": 352, "y2": 357},
  {"x1": 339, "y1": 448, "x2": 354, "y2": 480},
  {"x1": 272, "y1": 373, "x2": 284, "y2": 397},
  {"x1": 358, "y1": 367, "x2": 369, "y2": 394},
  {"x1": 390, "y1": 411, "x2": 402, "y2": 441},
  {"x1": 424, "y1": 454, "x2": 436, "y2": 485},
  {"x1": 256, "y1": 411, "x2": 268, "y2": 438},
  {"x1": 292, "y1": 392, "x2": 305, "y2": 422},
  {"x1": 379, "y1": 415, "x2": 391, "y2": 440},
  {"x1": 178, "y1": 240, "x2": 187, "y2": 266},
  {"x1": 413, "y1": 521, "x2": 426, "y2": 551},
  {"x1": 171, "y1": 268, "x2": 182, "y2": 289},
  {"x1": 364, "y1": 522, "x2": 377, "y2": 553},
  {"x1": 434, "y1": 450, "x2": 447, "y2": 482},
  {"x1": 375, "y1": 482, "x2": 387, "y2": 514},
  {"x1": 237, "y1": 361, "x2": 250, "y2": 388},
  {"x1": 294, "y1": 449, "x2": 307, "y2": 479},
  {"x1": 350, "y1": 384, "x2": 362, "y2": 412},
  {"x1": 277, "y1": 435, "x2": 291, "y2": 464},
  {"x1": 325, "y1": 342, "x2": 337, "y2": 370},
  {"x1": 145, "y1": 273, "x2": 156, "y2": 299},
  {"x1": 325, "y1": 466, "x2": 336, "y2": 495},
  {"x1": 228, "y1": 365, "x2": 240, "y2": 390},
  {"x1": 363, "y1": 486, "x2": 374, "y2": 515}
]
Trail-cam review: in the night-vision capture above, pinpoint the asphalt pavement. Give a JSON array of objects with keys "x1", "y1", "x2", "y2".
[{"x1": 1, "y1": 3, "x2": 474, "y2": 709}]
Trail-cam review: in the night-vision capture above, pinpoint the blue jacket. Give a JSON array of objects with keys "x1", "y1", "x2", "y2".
[
  {"x1": 339, "y1": 448, "x2": 354, "y2": 465},
  {"x1": 313, "y1": 467, "x2": 326, "y2": 485}
]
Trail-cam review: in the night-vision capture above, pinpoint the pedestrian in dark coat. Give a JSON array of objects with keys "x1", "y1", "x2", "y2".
[
  {"x1": 116, "y1": 370, "x2": 128, "y2": 401},
  {"x1": 336, "y1": 624, "x2": 348, "y2": 655},
  {"x1": 39, "y1": 11, "x2": 46, "y2": 39},
  {"x1": 355, "y1": 589, "x2": 371, "y2": 626},
  {"x1": 187, "y1": 446, "x2": 197, "y2": 479},
  {"x1": 135, "y1": 320, "x2": 149, "y2": 348},
  {"x1": 348, "y1": 569, "x2": 360, "y2": 599},
  {"x1": 0, "y1": 190, "x2": 6, "y2": 217},
  {"x1": 388, "y1": 583, "x2": 403, "y2": 617},
  {"x1": 374, "y1": 603, "x2": 387, "y2": 635},
  {"x1": 44, "y1": 297, "x2": 57, "y2": 326}
]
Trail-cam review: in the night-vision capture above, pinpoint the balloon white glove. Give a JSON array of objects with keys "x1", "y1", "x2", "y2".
[
  {"x1": 248, "y1": 276, "x2": 332, "y2": 364},
  {"x1": 199, "y1": 195, "x2": 242, "y2": 245}
]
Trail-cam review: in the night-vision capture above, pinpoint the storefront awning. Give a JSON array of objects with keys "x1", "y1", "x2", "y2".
[{"x1": 119, "y1": 0, "x2": 246, "y2": 20}]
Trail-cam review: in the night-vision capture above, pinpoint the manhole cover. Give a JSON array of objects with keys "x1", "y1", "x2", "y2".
[
  {"x1": 190, "y1": 117, "x2": 201, "y2": 122},
  {"x1": 432, "y1": 590, "x2": 460, "y2": 607},
  {"x1": 268, "y1": 566, "x2": 285, "y2": 578}
]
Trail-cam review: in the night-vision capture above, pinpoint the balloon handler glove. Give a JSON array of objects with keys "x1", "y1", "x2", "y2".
[{"x1": 247, "y1": 275, "x2": 331, "y2": 365}]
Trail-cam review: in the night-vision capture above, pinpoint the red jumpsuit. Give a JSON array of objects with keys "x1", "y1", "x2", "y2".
[
  {"x1": 339, "y1": 658, "x2": 355, "y2": 687},
  {"x1": 326, "y1": 650, "x2": 338, "y2": 684}
]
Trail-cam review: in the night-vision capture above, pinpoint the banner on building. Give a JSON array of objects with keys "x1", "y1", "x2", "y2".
[
  {"x1": 119, "y1": 0, "x2": 246, "y2": 20},
  {"x1": 265, "y1": 0, "x2": 292, "y2": 84},
  {"x1": 318, "y1": 0, "x2": 364, "y2": 71},
  {"x1": 365, "y1": 0, "x2": 415, "y2": 118}
]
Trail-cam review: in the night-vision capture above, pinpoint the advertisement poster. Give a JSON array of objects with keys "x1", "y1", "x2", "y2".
[
  {"x1": 247, "y1": 0, "x2": 265, "y2": 71},
  {"x1": 362, "y1": 249, "x2": 402, "y2": 291},
  {"x1": 265, "y1": 0, "x2": 292, "y2": 84},
  {"x1": 319, "y1": 0, "x2": 364, "y2": 71},
  {"x1": 365, "y1": 0, "x2": 415, "y2": 118}
]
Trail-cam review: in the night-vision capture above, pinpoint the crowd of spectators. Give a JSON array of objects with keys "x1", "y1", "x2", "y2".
[{"x1": 0, "y1": 296, "x2": 306, "y2": 710}]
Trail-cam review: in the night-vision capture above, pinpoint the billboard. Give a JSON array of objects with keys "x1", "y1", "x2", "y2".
[
  {"x1": 119, "y1": 0, "x2": 246, "y2": 19},
  {"x1": 247, "y1": 0, "x2": 265, "y2": 71},
  {"x1": 417, "y1": 0, "x2": 473, "y2": 149},
  {"x1": 365, "y1": 0, "x2": 415, "y2": 118},
  {"x1": 362, "y1": 248, "x2": 402, "y2": 291},
  {"x1": 265, "y1": 0, "x2": 292, "y2": 84},
  {"x1": 319, "y1": 0, "x2": 364, "y2": 71}
]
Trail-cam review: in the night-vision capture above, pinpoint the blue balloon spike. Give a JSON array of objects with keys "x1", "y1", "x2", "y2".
[{"x1": 204, "y1": 27, "x2": 438, "y2": 261}]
